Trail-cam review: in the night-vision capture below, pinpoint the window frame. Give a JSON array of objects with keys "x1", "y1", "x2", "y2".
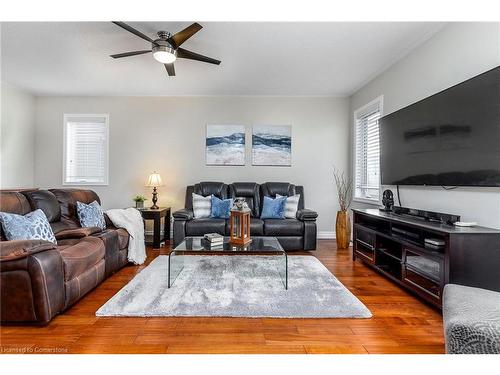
[
  {"x1": 352, "y1": 96, "x2": 383, "y2": 205},
  {"x1": 62, "y1": 113, "x2": 110, "y2": 186}
]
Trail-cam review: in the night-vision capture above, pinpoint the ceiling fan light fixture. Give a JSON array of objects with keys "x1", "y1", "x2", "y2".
[
  {"x1": 110, "y1": 22, "x2": 220, "y2": 77},
  {"x1": 152, "y1": 45, "x2": 177, "y2": 64}
]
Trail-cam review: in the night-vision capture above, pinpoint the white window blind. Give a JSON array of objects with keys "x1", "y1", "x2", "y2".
[
  {"x1": 354, "y1": 98, "x2": 382, "y2": 202},
  {"x1": 63, "y1": 115, "x2": 109, "y2": 185}
]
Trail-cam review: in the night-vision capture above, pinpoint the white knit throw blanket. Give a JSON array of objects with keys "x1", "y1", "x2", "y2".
[{"x1": 106, "y1": 208, "x2": 146, "y2": 265}]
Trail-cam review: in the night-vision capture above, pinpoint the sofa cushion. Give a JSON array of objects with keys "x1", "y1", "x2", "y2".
[
  {"x1": 50, "y1": 221, "x2": 74, "y2": 235},
  {"x1": 0, "y1": 192, "x2": 33, "y2": 241},
  {"x1": 186, "y1": 218, "x2": 226, "y2": 236},
  {"x1": 226, "y1": 218, "x2": 264, "y2": 236},
  {"x1": 260, "y1": 196, "x2": 286, "y2": 219},
  {"x1": 194, "y1": 182, "x2": 228, "y2": 199},
  {"x1": 192, "y1": 193, "x2": 212, "y2": 219},
  {"x1": 261, "y1": 183, "x2": 305, "y2": 211},
  {"x1": 276, "y1": 194, "x2": 301, "y2": 219},
  {"x1": 211, "y1": 195, "x2": 233, "y2": 219},
  {"x1": 58, "y1": 236, "x2": 105, "y2": 281},
  {"x1": 261, "y1": 182, "x2": 296, "y2": 198},
  {"x1": 49, "y1": 189, "x2": 101, "y2": 226},
  {"x1": 249, "y1": 218, "x2": 265, "y2": 236},
  {"x1": 23, "y1": 190, "x2": 61, "y2": 223},
  {"x1": 186, "y1": 182, "x2": 228, "y2": 211},
  {"x1": 76, "y1": 201, "x2": 106, "y2": 230},
  {"x1": 264, "y1": 219, "x2": 304, "y2": 236},
  {"x1": 0, "y1": 209, "x2": 57, "y2": 244},
  {"x1": 0, "y1": 191, "x2": 32, "y2": 215},
  {"x1": 229, "y1": 182, "x2": 260, "y2": 217}
]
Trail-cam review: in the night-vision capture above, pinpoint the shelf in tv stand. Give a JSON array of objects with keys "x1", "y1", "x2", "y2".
[
  {"x1": 377, "y1": 248, "x2": 402, "y2": 262},
  {"x1": 355, "y1": 223, "x2": 437, "y2": 255}
]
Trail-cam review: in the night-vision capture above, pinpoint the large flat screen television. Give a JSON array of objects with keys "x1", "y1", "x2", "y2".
[{"x1": 380, "y1": 66, "x2": 500, "y2": 187}]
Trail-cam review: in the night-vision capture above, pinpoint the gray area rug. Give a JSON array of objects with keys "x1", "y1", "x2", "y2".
[{"x1": 96, "y1": 255, "x2": 372, "y2": 318}]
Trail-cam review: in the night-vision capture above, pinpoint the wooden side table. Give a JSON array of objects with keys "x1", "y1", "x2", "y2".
[{"x1": 139, "y1": 207, "x2": 171, "y2": 249}]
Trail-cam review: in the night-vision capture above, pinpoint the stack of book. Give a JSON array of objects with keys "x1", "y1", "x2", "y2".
[{"x1": 202, "y1": 233, "x2": 224, "y2": 250}]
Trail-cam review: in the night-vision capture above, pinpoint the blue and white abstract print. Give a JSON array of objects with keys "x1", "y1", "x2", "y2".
[
  {"x1": 252, "y1": 125, "x2": 292, "y2": 166},
  {"x1": 206, "y1": 124, "x2": 246, "y2": 165}
]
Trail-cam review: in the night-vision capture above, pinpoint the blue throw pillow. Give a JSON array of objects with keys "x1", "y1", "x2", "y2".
[
  {"x1": 210, "y1": 195, "x2": 234, "y2": 219},
  {"x1": 0, "y1": 209, "x2": 57, "y2": 243},
  {"x1": 76, "y1": 200, "x2": 106, "y2": 230},
  {"x1": 260, "y1": 196, "x2": 287, "y2": 219}
]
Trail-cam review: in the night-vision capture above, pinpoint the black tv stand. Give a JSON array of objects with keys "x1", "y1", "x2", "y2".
[{"x1": 352, "y1": 208, "x2": 500, "y2": 309}]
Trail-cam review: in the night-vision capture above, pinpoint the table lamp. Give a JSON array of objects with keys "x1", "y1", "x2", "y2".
[{"x1": 146, "y1": 172, "x2": 163, "y2": 209}]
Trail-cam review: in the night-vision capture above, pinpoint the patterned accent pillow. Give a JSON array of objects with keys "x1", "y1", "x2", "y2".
[
  {"x1": 260, "y1": 196, "x2": 287, "y2": 219},
  {"x1": 192, "y1": 193, "x2": 212, "y2": 219},
  {"x1": 276, "y1": 194, "x2": 301, "y2": 219},
  {"x1": 210, "y1": 195, "x2": 234, "y2": 219},
  {"x1": 0, "y1": 209, "x2": 57, "y2": 244},
  {"x1": 76, "y1": 200, "x2": 106, "y2": 230}
]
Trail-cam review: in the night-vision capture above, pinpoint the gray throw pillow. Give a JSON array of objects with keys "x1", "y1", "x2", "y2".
[
  {"x1": 0, "y1": 209, "x2": 57, "y2": 244},
  {"x1": 276, "y1": 194, "x2": 301, "y2": 219},
  {"x1": 192, "y1": 193, "x2": 212, "y2": 219},
  {"x1": 76, "y1": 200, "x2": 106, "y2": 230}
]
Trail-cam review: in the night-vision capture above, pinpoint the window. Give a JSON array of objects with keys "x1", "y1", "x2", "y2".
[
  {"x1": 354, "y1": 97, "x2": 382, "y2": 203},
  {"x1": 63, "y1": 114, "x2": 109, "y2": 185}
]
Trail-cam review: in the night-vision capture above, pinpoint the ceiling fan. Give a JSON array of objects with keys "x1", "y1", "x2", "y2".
[{"x1": 110, "y1": 21, "x2": 221, "y2": 76}]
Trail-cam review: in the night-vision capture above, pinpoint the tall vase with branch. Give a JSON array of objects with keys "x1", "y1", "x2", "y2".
[{"x1": 334, "y1": 168, "x2": 353, "y2": 249}]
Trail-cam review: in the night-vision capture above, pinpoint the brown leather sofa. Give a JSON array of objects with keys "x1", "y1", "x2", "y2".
[{"x1": 0, "y1": 189, "x2": 130, "y2": 325}]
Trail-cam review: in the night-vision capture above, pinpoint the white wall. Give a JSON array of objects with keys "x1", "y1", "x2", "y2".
[
  {"x1": 0, "y1": 82, "x2": 36, "y2": 188},
  {"x1": 350, "y1": 22, "x2": 500, "y2": 228},
  {"x1": 34, "y1": 96, "x2": 349, "y2": 233}
]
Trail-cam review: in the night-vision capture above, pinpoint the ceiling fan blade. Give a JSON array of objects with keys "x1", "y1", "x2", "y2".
[
  {"x1": 177, "y1": 48, "x2": 221, "y2": 65},
  {"x1": 168, "y1": 23, "x2": 203, "y2": 48},
  {"x1": 110, "y1": 50, "x2": 151, "y2": 59},
  {"x1": 112, "y1": 21, "x2": 155, "y2": 44},
  {"x1": 164, "y1": 63, "x2": 175, "y2": 76}
]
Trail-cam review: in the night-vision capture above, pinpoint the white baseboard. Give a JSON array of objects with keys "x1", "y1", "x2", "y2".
[
  {"x1": 145, "y1": 230, "x2": 173, "y2": 237},
  {"x1": 317, "y1": 231, "x2": 336, "y2": 239},
  {"x1": 146, "y1": 230, "x2": 337, "y2": 240}
]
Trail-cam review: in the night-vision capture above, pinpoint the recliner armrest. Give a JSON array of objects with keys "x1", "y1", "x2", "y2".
[
  {"x1": 0, "y1": 240, "x2": 57, "y2": 261},
  {"x1": 297, "y1": 209, "x2": 318, "y2": 221},
  {"x1": 173, "y1": 209, "x2": 194, "y2": 221},
  {"x1": 55, "y1": 227, "x2": 102, "y2": 240}
]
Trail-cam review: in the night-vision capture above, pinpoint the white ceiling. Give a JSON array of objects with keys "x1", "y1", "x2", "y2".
[{"x1": 1, "y1": 22, "x2": 445, "y2": 96}]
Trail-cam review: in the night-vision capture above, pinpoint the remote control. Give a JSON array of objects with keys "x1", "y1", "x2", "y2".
[{"x1": 454, "y1": 221, "x2": 478, "y2": 227}]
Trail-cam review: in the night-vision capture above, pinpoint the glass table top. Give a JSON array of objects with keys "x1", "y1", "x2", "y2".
[{"x1": 173, "y1": 236, "x2": 285, "y2": 253}]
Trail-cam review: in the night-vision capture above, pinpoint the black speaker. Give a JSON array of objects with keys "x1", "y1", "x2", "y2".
[{"x1": 392, "y1": 206, "x2": 460, "y2": 226}]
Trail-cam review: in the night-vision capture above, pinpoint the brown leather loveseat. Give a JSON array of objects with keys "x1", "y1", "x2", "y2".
[{"x1": 0, "y1": 189, "x2": 130, "y2": 325}]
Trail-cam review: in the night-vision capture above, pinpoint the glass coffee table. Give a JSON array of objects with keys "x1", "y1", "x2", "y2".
[{"x1": 168, "y1": 236, "x2": 288, "y2": 289}]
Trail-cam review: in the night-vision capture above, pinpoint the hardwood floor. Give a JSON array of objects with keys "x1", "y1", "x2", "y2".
[{"x1": 0, "y1": 240, "x2": 445, "y2": 354}]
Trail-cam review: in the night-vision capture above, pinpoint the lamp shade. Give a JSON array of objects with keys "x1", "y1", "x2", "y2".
[{"x1": 146, "y1": 172, "x2": 163, "y2": 187}]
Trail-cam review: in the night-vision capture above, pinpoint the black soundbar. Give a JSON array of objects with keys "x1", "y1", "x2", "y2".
[{"x1": 391, "y1": 206, "x2": 460, "y2": 226}]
